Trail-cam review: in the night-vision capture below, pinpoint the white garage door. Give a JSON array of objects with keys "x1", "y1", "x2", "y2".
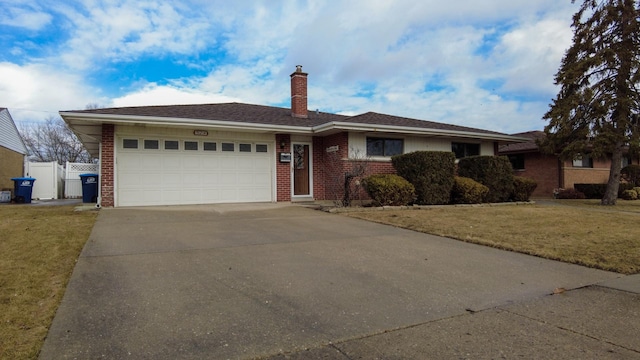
[{"x1": 116, "y1": 137, "x2": 273, "y2": 207}]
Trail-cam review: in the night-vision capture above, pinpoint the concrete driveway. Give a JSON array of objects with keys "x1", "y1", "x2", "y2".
[{"x1": 39, "y1": 204, "x2": 637, "y2": 359}]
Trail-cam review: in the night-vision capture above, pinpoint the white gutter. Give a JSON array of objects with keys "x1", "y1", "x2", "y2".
[
  {"x1": 59, "y1": 112, "x2": 313, "y2": 134},
  {"x1": 312, "y1": 122, "x2": 530, "y2": 143}
]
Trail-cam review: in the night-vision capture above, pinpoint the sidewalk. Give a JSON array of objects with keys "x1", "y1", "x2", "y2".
[{"x1": 263, "y1": 275, "x2": 640, "y2": 359}]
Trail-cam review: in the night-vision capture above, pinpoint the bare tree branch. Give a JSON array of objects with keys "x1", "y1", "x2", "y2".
[{"x1": 19, "y1": 116, "x2": 92, "y2": 164}]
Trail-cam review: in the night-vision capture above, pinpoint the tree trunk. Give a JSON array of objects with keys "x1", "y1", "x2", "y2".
[{"x1": 601, "y1": 142, "x2": 624, "y2": 205}]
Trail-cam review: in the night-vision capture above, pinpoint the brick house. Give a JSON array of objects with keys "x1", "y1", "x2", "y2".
[
  {"x1": 499, "y1": 131, "x2": 638, "y2": 197},
  {"x1": 0, "y1": 108, "x2": 27, "y2": 195},
  {"x1": 61, "y1": 66, "x2": 525, "y2": 207}
]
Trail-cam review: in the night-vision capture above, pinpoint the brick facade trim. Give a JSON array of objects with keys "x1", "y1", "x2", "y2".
[{"x1": 100, "y1": 124, "x2": 115, "y2": 207}]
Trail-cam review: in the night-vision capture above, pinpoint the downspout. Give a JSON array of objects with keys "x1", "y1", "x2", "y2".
[{"x1": 558, "y1": 158, "x2": 564, "y2": 189}]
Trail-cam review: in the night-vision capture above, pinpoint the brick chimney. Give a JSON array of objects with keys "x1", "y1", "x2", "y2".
[{"x1": 290, "y1": 65, "x2": 308, "y2": 118}]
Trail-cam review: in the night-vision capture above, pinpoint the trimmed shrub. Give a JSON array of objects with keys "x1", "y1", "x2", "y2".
[
  {"x1": 392, "y1": 151, "x2": 456, "y2": 205},
  {"x1": 457, "y1": 156, "x2": 514, "y2": 203},
  {"x1": 621, "y1": 189, "x2": 638, "y2": 200},
  {"x1": 451, "y1": 176, "x2": 488, "y2": 204},
  {"x1": 362, "y1": 174, "x2": 416, "y2": 206},
  {"x1": 634, "y1": 187, "x2": 640, "y2": 196},
  {"x1": 621, "y1": 164, "x2": 640, "y2": 186},
  {"x1": 555, "y1": 188, "x2": 586, "y2": 199},
  {"x1": 574, "y1": 183, "x2": 607, "y2": 199},
  {"x1": 619, "y1": 182, "x2": 636, "y2": 196},
  {"x1": 574, "y1": 183, "x2": 635, "y2": 198},
  {"x1": 512, "y1": 177, "x2": 537, "y2": 202}
]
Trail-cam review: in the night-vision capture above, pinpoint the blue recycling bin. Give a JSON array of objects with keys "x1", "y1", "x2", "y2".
[
  {"x1": 11, "y1": 177, "x2": 36, "y2": 204},
  {"x1": 79, "y1": 173, "x2": 99, "y2": 203}
]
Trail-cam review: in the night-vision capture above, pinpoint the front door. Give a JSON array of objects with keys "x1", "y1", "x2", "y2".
[{"x1": 293, "y1": 144, "x2": 310, "y2": 196}]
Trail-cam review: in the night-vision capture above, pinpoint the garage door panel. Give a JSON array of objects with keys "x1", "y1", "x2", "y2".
[
  {"x1": 162, "y1": 190, "x2": 182, "y2": 203},
  {"x1": 120, "y1": 173, "x2": 142, "y2": 186},
  {"x1": 117, "y1": 139, "x2": 273, "y2": 207},
  {"x1": 183, "y1": 157, "x2": 201, "y2": 169},
  {"x1": 220, "y1": 157, "x2": 237, "y2": 169},
  {"x1": 183, "y1": 174, "x2": 201, "y2": 186},
  {"x1": 119, "y1": 155, "x2": 141, "y2": 170},
  {"x1": 140, "y1": 156, "x2": 162, "y2": 170},
  {"x1": 163, "y1": 156, "x2": 181, "y2": 168},
  {"x1": 253, "y1": 159, "x2": 270, "y2": 171},
  {"x1": 219, "y1": 189, "x2": 238, "y2": 201},
  {"x1": 236, "y1": 176, "x2": 255, "y2": 186},
  {"x1": 202, "y1": 158, "x2": 220, "y2": 169},
  {"x1": 236, "y1": 157, "x2": 254, "y2": 169}
]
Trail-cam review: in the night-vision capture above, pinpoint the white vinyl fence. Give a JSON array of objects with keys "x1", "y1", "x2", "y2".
[
  {"x1": 24, "y1": 161, "x2": 98, "y2": 199},
  {"x1": 25, "y1": 162, "x2": 64, "y2": 200},
  {"x1": 64, "y1": 162, "x2": 99, "y2": 198}
]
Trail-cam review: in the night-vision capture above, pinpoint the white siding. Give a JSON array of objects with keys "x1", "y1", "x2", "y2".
[
  {"x1": 0, "y1": 109, "x2": 27, "y2": 154},
  {"x1": 348, "y1": 132, "x2": 496, "y2": 158}
]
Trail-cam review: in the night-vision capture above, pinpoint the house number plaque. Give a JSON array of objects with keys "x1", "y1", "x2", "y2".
[{"x1": 193, "y1": 130, "x2": 209, "y2": 136}]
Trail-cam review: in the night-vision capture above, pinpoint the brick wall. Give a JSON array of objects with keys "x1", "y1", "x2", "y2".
[
  {"x1": 314, "y1": 133, "x2": 347, "y2": 200},
  {"x1": 100, "y1": 124, "x2": 115, "y2": 207},
  {"x1": 312, "y1": 132, "x2": 396, "y2": 201},
  {"x1": 561, "y1": 158, "x2": 611, "y2": 189},
  {"x1": 0, "y1": 146, "x2": 24, "y2": 193},
  {"x1": 276, "y1": 134, "x2": 291, "y2": 201},
  {"x1": 515, "y1": 152, "x2": 560, "y2": 197},
  {"x1": 312, "y1": 137, "x2": 326, "y2": 199}
]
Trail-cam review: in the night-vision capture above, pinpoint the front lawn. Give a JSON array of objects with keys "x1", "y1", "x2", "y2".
[
  {"x1": 345, "y1": 203, "x2": 640, "y2": 275},
  {"x1": 0, "y1": 205, "x2": 98, "y2": 359}
]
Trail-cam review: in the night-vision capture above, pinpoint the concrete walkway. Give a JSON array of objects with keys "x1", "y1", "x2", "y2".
[{"x1": 39, "y1": 204, "x2": 640, "y2": 359}]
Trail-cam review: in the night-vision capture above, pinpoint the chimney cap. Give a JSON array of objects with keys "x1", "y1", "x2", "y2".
[{"x1": 295, "y1": 65, "x2": 303, "y2": 72}]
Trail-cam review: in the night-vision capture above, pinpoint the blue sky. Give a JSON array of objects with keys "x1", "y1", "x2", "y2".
[{"x1": 1, "y1": 0, "x2": 577, "y2": 133}]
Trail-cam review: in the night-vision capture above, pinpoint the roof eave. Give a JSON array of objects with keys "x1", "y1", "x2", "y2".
[
  {"x1": 314, "y1": 122, "x2": 529, "y2": 143},
  {"x1": 59, "y1": 112, "x2": 314, "y2": 134}
]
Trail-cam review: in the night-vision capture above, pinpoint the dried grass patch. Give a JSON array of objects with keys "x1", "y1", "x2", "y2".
[
  {"x1": 0, "y1": 205, "x2": 97, "y2": 359},
  {"x1": 346, "y1": 205, "x2": 640, "y2": 274}
]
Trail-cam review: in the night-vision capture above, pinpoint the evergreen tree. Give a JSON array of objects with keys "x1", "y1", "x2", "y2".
[{"x1": 540, "y1": 0, "x2": 640, "y2": 205}]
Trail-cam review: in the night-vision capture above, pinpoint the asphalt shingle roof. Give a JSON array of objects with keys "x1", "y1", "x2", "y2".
[
  {"x1": 69, "y1": 103, "x2": 347, "y2": 127},
  {"x1": 499, "y1": 131, "x2": 545, "y2": 153},
  {"x1": 66, "y1": 102, "x2": 511, "y2": 136},
  {"x1": 344, "y1": 112, "x2": 508, "y2": 136}
]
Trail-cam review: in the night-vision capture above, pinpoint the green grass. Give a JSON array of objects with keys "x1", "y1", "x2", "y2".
[
  {"x1": 346, "y1": 203, "x2": 640, "y2": 275},
  {"x1": 0, "y1": 205, "x2": 97, "y2": 359}
]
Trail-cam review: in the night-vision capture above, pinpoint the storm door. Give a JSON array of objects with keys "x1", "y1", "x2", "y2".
[{"x1": 293, "y1": 144, "x2": 310, "y2": 196}]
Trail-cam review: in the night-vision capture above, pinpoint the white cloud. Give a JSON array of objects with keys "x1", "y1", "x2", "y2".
[
  {"x1": 0, "y1": 62, "x2": 104, "y2": 124},
  {"x1": 492, "y1": 18, "x2": 573, "y2": 96},
  {"x1": 54, "y1": 1, "x2": 213, "y2": 70},
  {"x1": 111, "y1": 84, "x2": 239, "y2": 107},
  {"x1": 0, "y1": 3, "x2": 52, "y2": 31}
]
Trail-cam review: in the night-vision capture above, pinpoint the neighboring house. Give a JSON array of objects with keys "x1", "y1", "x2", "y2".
[
  {"x1": 0, "y1": 108, "x2": 27, "y2": 194},
  {"x1": 61, "y1": 66, "x2": 526, "y2": 208},
  {"x1": 499, "y1": 131, "x2": 638, "y2": 197}
]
